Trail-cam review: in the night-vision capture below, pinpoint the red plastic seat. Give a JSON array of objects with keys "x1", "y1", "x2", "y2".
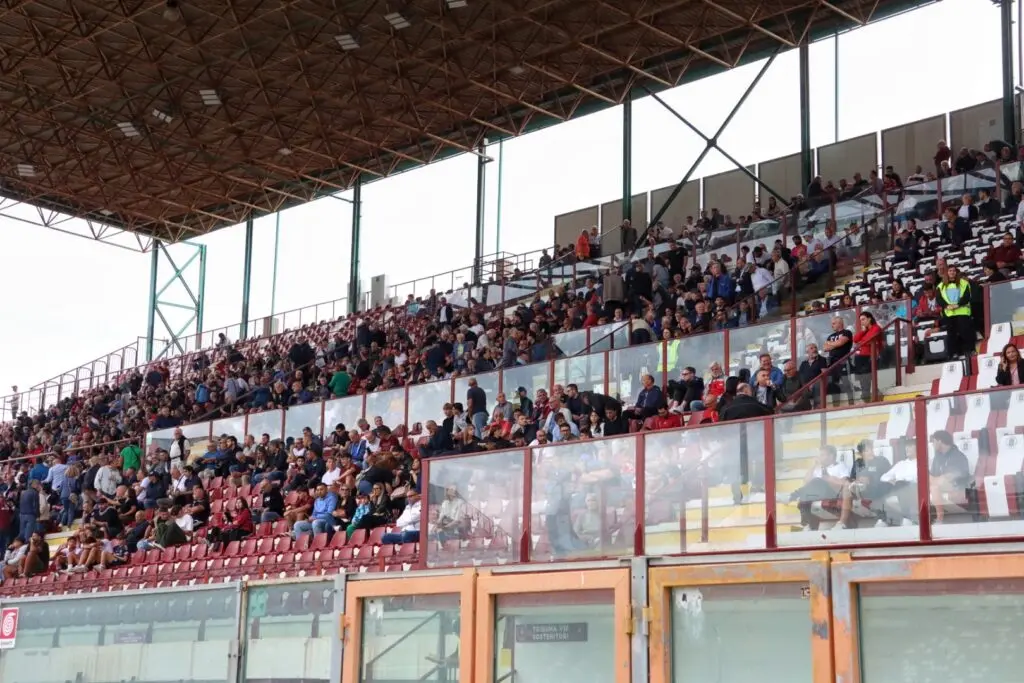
[
  {"x1": 310, "y1": 533, "x2": 330, "y2": 550},
  {"x1": 174, "y1": 545, "x2": 191, "y2": 562},
  {"x1": 367, "y1": 526, "x2": 386, "y2": 546},
  {"x1": 144, "y1": 549, "x2": 162, "y2": 564},
  {"x1": 272, "y1": 520, "x2": 290, "y2": 536},
  {"x1": 345, "y1": 529, "x2": 367, "y2": 547},
  {"x1": 256, "y1": 537, "x2": 275, "y2": 555}
]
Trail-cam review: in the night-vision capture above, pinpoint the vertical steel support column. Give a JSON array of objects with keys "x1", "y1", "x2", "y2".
[
  {"x1": 473, "y1": 140, "x2": 488, "y2": 284},
  {"x1": 1001, "y1": 0, "x2": 1017, "y2": 147},
  {"x1": 196, "y1": 244, "x2": 207, "y2": 335},
  {"x1": 348, "y1": 176, "x2": 362, "y2": 314},
  {"x1": 623, "y1": 93, "x2": 633, "y2": 226},
  {"x1": 799, "y1": 42, "x2": 813, "y2": 190},
  {"x1": 240, "y1": 215, "x2": 254, "y2": 340},
  {"x1": 145, "y1": 240, "x2": 159, "y2": 361},
  {"x1": 629, "y1": 556, "x2": 650, "y2": 683}
]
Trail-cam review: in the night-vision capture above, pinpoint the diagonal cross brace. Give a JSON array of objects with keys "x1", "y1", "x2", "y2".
[
  {"x1": 640, "y1": 86, "x2": 790, "y2": 209},
  {"x1": 632, "y1": 49, "x2": 781, "y2": 254}
]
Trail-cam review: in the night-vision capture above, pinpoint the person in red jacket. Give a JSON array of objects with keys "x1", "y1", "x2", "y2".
[
  {"x1": 852, "y1": 311, "x2": 883, "y2": 403},
  {"x1": 650, "y1": 405, "x2": 683, "y2": 431}
]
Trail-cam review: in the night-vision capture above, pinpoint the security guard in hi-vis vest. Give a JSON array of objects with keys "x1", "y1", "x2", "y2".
[{"x1": 936, "y1": 265, "x2": 974, "y2": 358}]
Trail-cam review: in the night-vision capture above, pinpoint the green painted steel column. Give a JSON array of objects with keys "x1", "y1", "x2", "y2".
[
  {"x1": 145, "y1": 240, "x2": 159, "y2": 361},
  {"x1": 348, "y1": 177, "x2": 362, "y2": 314},
  {"x1": 196, "y1": 244, "x2": 207, "y2": 336},
  {"x1": 799, "y1": 42, "x2": 813, "y2": 191},
  {"x1": 240, "y1": 215, "x2": 254, "y2": 340},
  {"x1": 473, "y1": 141, "x2": 487, "y2": 284},
  {"x1": 1001, "y1": 0, "x2": 1017, "y2": 147},
  {"x1": 623, "y1": 92, "x2": 633, "y2": 226}
]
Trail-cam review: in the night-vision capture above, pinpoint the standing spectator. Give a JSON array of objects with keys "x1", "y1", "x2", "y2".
[
  {"x1": 18, "y1": 479, "x2": 40, "y2": 542},
  {"x1": 937, "y1": 265, "x2": 974, "y2": 358}
]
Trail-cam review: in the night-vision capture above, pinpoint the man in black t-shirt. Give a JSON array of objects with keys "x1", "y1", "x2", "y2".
[
  {"x1": 256, "y1": 478, "x2": 285, "y2": 523},
  {"x1": 821, "y1": 316, "x2": 854, "y2": 405},
  {"x1": 838, "y1": 440, "x2": 893, "y2": 529},
  {"x1": 466, "y1": 378, "x2": 488, "y2": 438}
]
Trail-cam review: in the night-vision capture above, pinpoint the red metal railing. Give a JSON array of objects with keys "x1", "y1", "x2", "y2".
[{"x1": 419, "y1": 380, "x2": 1024, "y2": 567}]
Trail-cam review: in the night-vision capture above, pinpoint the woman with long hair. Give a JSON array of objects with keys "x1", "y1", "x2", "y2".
[
  {"x1": 996, "y1": 343, "x2": 1022, "y2": 386},
  {"x1": 852, "y1": 311, "x2": 883, "y2": 402}
]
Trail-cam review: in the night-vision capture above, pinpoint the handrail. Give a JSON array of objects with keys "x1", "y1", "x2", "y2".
[
  {"x1": 573, "y1": 201, "x2": 881, "y2": 356},
  {"x1": 0, "y1": 436, "x2": 136, "y2": 469},
  {"x1": 365, "y1": 611, "x2": 440, "y2": 667}
]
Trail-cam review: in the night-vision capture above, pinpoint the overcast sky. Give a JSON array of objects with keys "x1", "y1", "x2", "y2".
[{"x1": 0, "y1": 0, "x2": 1006, "y2": 403}]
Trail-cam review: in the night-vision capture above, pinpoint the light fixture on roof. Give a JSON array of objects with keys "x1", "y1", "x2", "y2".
[
  {"x1": 117, "y1": 122, "x2": 141, "y2": 138},
  {"x1": 163, "y1": 0, "x2": 181, "y2": 21},
  {"x1": 446, "y1": 0, "x2": 467, "y2": 7},
  {"x1": 100, "y1": 209, "x2": 114, "y2": 216},
  {"x1": 509, "y1": 64, "x2": 525, "y2": 75},
  {"x1": 199, "y1": 89, "x2": 221, "y2": 106},
  {"x1": 335, "y1": 33, "x2": 359, "y2": 50},
  {"x1": 277, "y1": 147, "x2": 293, "y2": 156},
  {"x1": 16, "y1": 163, "x2": 34, "y2": 177},
  {"x1": 152, "y1": 108, "x2": 173, "y2": 123},
  {"x1": 384, "y1": 12, "x2": 411, "y2": 29}
]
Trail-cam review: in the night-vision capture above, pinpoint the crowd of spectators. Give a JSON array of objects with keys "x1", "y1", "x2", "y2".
[{"x1": 1, "y1": 148, "x2": 1023, "y2": 585}]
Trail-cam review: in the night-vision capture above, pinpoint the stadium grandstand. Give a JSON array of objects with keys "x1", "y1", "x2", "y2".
[{"x1": 3, "y1": 0, "x2": 1024, "y2": 682}]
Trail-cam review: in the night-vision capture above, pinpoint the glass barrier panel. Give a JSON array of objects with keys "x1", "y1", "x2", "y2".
[
  {"x1": 244, "y1": 581, "x2": 336, "y2": 683},
  {"x1": 554, "y1": 354, "x2": 605, "y2": 395},
  {"x1": 212, "y1": 415, "x2": 246, "y2": 441},
  {"x1": 181, "y1": 421, "x2": 212, "y2": 442},
  {"x1": 727, "y1": 318, "x2": 793, "y2": 379},
  {"x1": 425, "y1": 450, "x2": 524, "y2": 567},
  {"x1": 365, "y1": 388, "x2": 406, "y2": 430},
  {"x1": 608, "y1": 342, "x2": 663, "y2": 405},
  {"x1": 493, "y1": 590, "x2": 615, "y2": 683},
  {"x1": 588, "y1": 322, "x2": 628, "y2": 353},
  {"x1": 0, "y1": 588, "x2": 238, "y2": 683},
  {"x1": 146, "y1": 428, "x2": 177, "y2": 455},
  {"x1": 532, "y1": 437, "x2": 636, "y2": 561},
  {"x1": 925, "y1": 387, "x2": 1024, "y2": 540},
  {"x1": 407, "y1": 379, "x2": 453, "y2": 433},
  {"x1": 668, "y1": 332, "x2": 727, "y2": 397},
  {"x1": 455, "y1": 370, "x2": 499, "y2": 424},
  {"x1": 358, "y1": 593, "x2": 461, "y2": 682},
  {"x1": 988, "y1": 279, "x2": 1024, "y2": 335},
  {"x1": 672, "y1": 584, "x2": 812, "y2": 683},
  {"x1": 859, "y1": 579, "x2": 1024, "y2": 683},
  {"x1": 248, "y1": 409, "x2": 284, "y2": 441},
  {"x1": 285, "y1": 401, "x2": 324, "y2": 441},
  {"x1": 794, "y1": 308, "x2": 857, "y2": 363},
  {"x1": 552, "y1": 329, "x2": 589, "y2": 357},
  {"x1": 774, "y1": 401, "x2": 918, "y2": 547},
  {"x1": 502, "y1": 364, "x2": 550, "y2": 416},
  {"x1": 645, "y1": 420, "x2": 767, "y2": 553},
  {"x1": 323, "y1": 395, "x2": 364, "y2": 435},
  {"x1": 894, "y1": 178, "x2": 942, "y2": 225}
]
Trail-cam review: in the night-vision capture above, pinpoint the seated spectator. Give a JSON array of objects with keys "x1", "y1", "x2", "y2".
[
  {"x1": 987, "y1": 233, "x2": 1022, "y2": 274},
  {"x1": 209, "y1": 498, "x2": 255, "y2": 546},
  {"x1": 996, "y1": 343, "x2": 1022, "y2": 386},
  {"x1": 380, "y1": 491, "x2": 421, "y2": 545},
  {"x1": 783, "y1": 446, "x2": 849, "y2": 531},
  {"x1": 928, "y1": 430, "x2": 972, "y2": 525},
  {"x1": 835, "y1": 439, "x2": 893, "y2": 530},
  {"x1": 720, "y1": 383, "x2": 772, "y2": 420},
  {"x1": 650, "y1": 405, "x2": 682, "y2": 430},
  {"x1": 293, "y1": 483, "x2": 338, "y2": 538},
  {"x1": 430, "y1": 485, "x2": 469, "y2": 543}
]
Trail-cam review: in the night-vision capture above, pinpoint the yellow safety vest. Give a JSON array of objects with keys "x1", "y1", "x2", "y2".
[{"x1": 937, "y1": 279, "x2": 971, "y2": 317}]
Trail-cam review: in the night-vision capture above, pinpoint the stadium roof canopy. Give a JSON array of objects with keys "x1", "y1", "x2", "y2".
[{"x1": 0, "y1": 0, "x2": 930, "y2": 246}]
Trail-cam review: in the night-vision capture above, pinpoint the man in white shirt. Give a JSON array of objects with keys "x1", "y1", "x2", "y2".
[
  {"x1": 321, "y1": 457, "x2": 342, "y2": 487},
  {"x1": 94, "y1": 456, "x2": 120, "y2": 498},
  {"x1": 380, "y1": 492, "x2": 421, "y2": 544}
]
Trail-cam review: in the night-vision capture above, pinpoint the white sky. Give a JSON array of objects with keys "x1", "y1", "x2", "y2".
[{"x1": 0, "y1": 0, "x2": 1008, "y2": 397}]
